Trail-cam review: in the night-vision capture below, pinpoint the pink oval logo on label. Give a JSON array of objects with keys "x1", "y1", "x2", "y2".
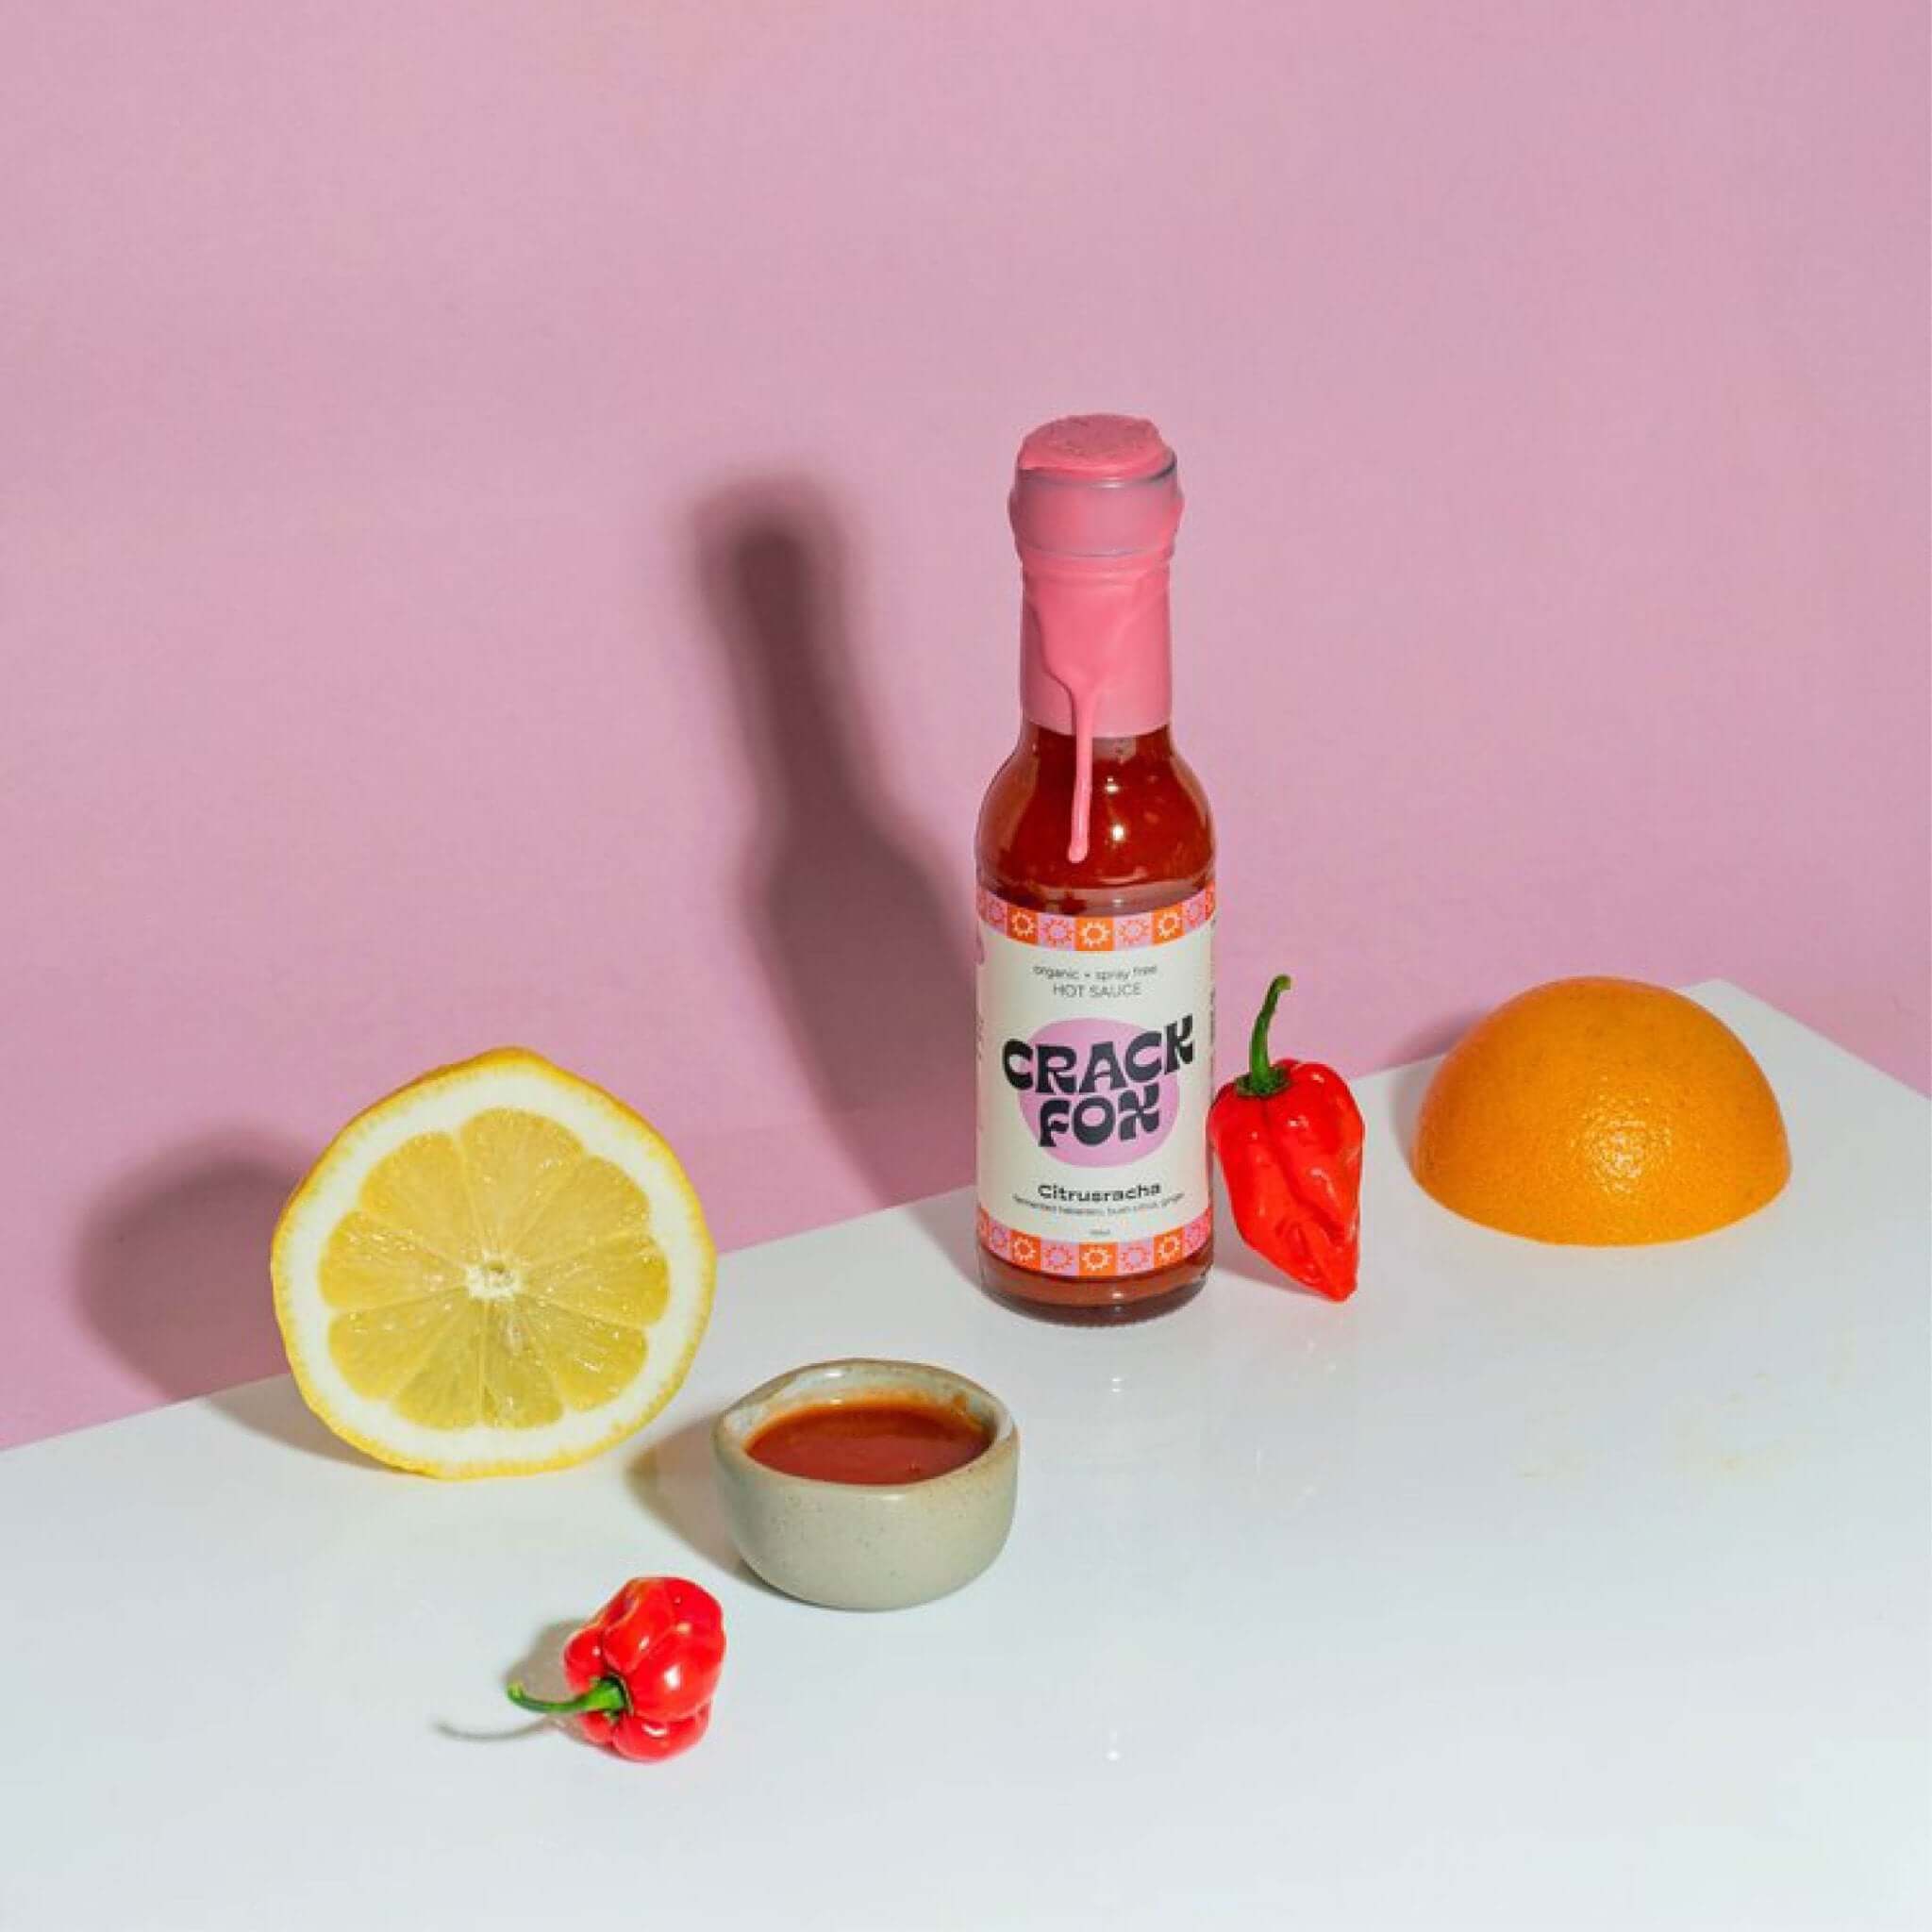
[{"x1": 1000, "y1": 1016, "x2": 1192, "y2": 1167}]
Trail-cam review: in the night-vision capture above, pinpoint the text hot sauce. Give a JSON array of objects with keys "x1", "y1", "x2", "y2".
[{"x1": 975, "y1": 415, "x2": 1215, "y2": 1321}]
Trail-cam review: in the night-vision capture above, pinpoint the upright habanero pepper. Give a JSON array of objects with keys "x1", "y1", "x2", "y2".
[{"x1": 1208, "y1": 974, "x2": 1365, "y2": 1300}]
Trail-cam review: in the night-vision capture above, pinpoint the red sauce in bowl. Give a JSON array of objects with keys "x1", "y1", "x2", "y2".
[{"x1": 746, "y1": 1396, "x2": 991, "y2": 1486}]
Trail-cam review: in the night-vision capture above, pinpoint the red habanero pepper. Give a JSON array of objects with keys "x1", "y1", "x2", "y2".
[
  {"x1": 508, "y1": 1576, "x2": 725, "y2": 1762},
  {"x1": 1208, "y1": 975, "x2": 1365, "y2": 1300}
]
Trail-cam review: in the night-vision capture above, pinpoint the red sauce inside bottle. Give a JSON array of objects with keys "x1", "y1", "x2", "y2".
[
  {"x1": 746, "y1": 1396, "x2": 992, "y2": 1486},
  {"x1": 975, "y1": 722, "x2": 1215, "y2": 1320}
]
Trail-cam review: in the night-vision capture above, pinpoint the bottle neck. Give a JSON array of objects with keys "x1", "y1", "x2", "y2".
[
  {"x1": 1013, "y1": 720, "x2": 1176, "y2": 765},
  {"x1": 1018, "y1": 558, "x2": 1173, "y2": 740},
  {"x1": 1016, "y1": 553, "x2": 1174, "y2": 863}
]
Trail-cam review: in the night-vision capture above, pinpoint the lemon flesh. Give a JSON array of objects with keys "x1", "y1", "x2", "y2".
[{"x1": 273, "y1": 1051, "x2": 714, "y2": 1476}]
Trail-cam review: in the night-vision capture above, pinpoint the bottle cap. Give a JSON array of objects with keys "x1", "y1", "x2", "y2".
[
  {"x1": 1008, "y1": 415, "x2": 1184, "y2": 862},
  {"x1": 1009, "y1": 415, "x2": 1182, "y2": 558}
]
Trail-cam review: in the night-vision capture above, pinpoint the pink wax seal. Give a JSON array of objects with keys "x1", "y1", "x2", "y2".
[
  {"x1": 1019, "y1": 412, "x2": 1174, "y2": 479},
  {"x1": 1009, "y1": 415, "x2": 1184, "y2": 860}
]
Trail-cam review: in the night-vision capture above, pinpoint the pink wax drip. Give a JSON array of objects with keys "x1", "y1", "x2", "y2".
[{"x1": 1009, "y1": 416, "x2": 1183, "y2": 862}]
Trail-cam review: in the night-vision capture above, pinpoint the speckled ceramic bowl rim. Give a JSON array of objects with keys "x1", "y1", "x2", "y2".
[{"x1": 712, "y1": 1357, "x2": 1016, "y2": 1495}]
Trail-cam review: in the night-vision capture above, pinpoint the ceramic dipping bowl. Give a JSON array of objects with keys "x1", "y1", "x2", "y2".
[{"x1": 711, "y1": 1358, "x2": 1019, "y2": 1611}]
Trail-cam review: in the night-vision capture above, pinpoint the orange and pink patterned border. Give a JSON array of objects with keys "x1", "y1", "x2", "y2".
[
  {"x1": 975, "y1": 1205, "x2": 1213, "y2": 1279},
  {"x1": 975, "y1": 880, "x2": 1215, "y2": 952}
]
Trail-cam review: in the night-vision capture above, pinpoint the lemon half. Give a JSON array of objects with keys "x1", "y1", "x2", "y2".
[{"x1": 273, "y1": 1050, "x2": 715, "y2": 1476}]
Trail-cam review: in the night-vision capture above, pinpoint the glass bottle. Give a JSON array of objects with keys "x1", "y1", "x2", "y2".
[{"x1": 974, "y1": 415, "x2": 1216, "y2": 1321}]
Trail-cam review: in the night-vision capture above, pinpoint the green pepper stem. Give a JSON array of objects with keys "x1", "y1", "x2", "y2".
[
  {"x1": 506, "y1": 1675, "x2": 628, "y2": 1719},
  {"x1": 1237, "y1": 974, "x2": 1294, "y2": 1099}
]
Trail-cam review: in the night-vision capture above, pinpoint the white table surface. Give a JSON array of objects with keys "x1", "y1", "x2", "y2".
[{"x1": 4, "y1": 983, "x2": 1927, "y2": 1930}]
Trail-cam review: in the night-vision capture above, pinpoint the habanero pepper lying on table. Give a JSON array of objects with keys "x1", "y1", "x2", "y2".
[
  {"x1": 508, "y1": 1575, "x2": 725, "y2": 1761},
  {"x1": 1208, "y1": 974, "x2": 1365, "y2": 1300}
]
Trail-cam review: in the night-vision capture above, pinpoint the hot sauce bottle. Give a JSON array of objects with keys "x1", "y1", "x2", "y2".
[{"x1": 975, "y1": 415, "x2": 1215, "y2": 1321}]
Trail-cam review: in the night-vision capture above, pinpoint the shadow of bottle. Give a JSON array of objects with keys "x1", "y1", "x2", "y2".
[{"x1": 692, "y1": 477, "x2": 974, "y2": 1210}]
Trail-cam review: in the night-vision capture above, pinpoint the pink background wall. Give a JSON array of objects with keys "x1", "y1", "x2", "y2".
[{"x1": 6, "y1": 3, "x2": 1926, "y2": 1450}]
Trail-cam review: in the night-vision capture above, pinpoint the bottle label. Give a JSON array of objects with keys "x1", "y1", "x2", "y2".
[{"x1": 975, "y1": 882, "x2": 1215, "y2": 1278}]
